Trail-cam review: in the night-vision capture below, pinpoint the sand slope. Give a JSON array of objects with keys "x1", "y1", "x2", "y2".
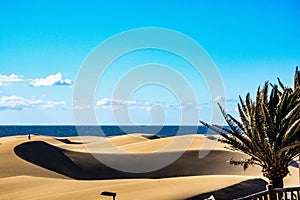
[
  {"x1": 0, "y1": 136, "x2": 67, "y2": 179},
  {"x1": 14, "y1": 141, "x2": 262, "y2": 179},
  {"x1": 0, "y1": 134, "x2": 298, "y2": 200},
  {"x1": 0, "y1": 175, "x2": 264, "y2": 200}
]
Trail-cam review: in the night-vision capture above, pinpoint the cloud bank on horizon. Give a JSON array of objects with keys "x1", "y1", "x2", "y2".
[
  {"x1": 0, "y1": 72, "x2": 71, "y2": 112},
  {"x1": 95, "y1": 97, "x2": 234, "y2": 112},
  {"x1": 0, "y1": 95, "x2": 65, "y2": 111},
  {"x1": 0, "y1": 74, "x2": 24, "y2": 86}
]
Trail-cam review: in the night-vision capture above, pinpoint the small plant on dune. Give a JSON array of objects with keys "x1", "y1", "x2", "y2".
[{"x1": 201, "y1": 67, "x2": 300, "y2": 188}]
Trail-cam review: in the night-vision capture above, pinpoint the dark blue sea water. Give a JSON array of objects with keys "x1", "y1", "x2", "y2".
[{"x1": 0, "y1": 126, "x2": 216, "y2": 137}]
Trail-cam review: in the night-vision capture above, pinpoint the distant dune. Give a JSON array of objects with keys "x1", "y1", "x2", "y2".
[{"x1": 0, "y1": 134, "x2": 298, "y2": 200}]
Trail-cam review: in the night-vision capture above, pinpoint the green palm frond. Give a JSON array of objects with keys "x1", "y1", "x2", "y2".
[{"x1": 201, "y1": 67, "x2": 300, "y2": 185}]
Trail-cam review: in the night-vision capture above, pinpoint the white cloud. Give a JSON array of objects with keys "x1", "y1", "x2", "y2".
[
  {"x1": 113, "y1": 99, "x2": 137, "y2": 105},
  {"x1": 41, "y1": 101, "x2": 65, "y2": 109},
  {"x1": 0, "y1": 96, "x2": 67, "y2": 111},
  {"x1": 213, "y1": 96, "x2": 239, "y2": 104},
  {"x1": 96, "y1": 98, "x2": 110, "y2": 106},
  {"x1": 95, "y1": 98, "x2": 203, "y2": 111},
  {"x1": 213, "y1": 96, "x2": 226, "y2": 102},
  {"x1": 0, "y1": 96, "x2": 42, "y2": 111},
  {"x1": 175, "y1": 101, "x2": 200, "y2": 110},
  {"x1": 96, "y1": 98, "x2": 137, "y2": 110},
  {"x1": 29, "y1": 72, "x2": 72, "y2": 87},
  {"x1": 28, "y1": 99, "x2": 43, "y2": 104},
  {"x1": 73, "y1": 104, "x2": 92, "y2": 110},
  {"x1": 97, "y1": 98, "x2": 158, "y2": 111},
  {"x1": 0, "y1": 74, "x2": 24, "y2": 86}
]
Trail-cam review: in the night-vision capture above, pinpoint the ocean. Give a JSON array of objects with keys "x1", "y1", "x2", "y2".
[{"x1": 0, "y1": 125, "x2": 215, "y2": 137}]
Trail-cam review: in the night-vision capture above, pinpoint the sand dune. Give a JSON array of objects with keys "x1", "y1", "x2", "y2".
[
  {"x1": 0, "y1": 134, "x2": 299, "y2": 200},
  {"x1": 0, "y1": 136, "x2": 67, "y2": 179},
  {"x1": 14, "y1": 141, "x2": 262, "y2": 179}
]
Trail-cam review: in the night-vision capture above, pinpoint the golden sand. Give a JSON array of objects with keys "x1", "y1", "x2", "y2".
[{"x1": 0, "y1": 134, "x2": 298, "y2": 200}]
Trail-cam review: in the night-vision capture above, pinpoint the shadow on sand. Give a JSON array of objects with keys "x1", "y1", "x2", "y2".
[
  {"x1": 14, "y1": 141, "x2": 261, "y2": 180},
  {"x1": 186, "y1": 178, "x2": 268, "y2": 200}
]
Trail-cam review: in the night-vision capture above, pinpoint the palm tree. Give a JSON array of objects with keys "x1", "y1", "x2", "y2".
[
  {"x1": 201, "y1": 67, "x2": 300, "y2": 188},
  {"x1": 295, "y1": 66, "x2": 300, "y2": 183}
]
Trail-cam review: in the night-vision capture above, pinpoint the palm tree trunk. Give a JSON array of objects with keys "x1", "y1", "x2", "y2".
[{"x1": 269, "y1": 178, "x2": 284, "y2": 188}]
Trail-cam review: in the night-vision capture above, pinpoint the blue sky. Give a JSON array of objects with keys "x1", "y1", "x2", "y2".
[{"x1": 0, "y1": 0, "x2": 300, "y2": 125}]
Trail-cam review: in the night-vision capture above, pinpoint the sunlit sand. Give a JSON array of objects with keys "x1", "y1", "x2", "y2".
[{"x1": 0, "y1": 134, "x2": 298, "y2": 200}]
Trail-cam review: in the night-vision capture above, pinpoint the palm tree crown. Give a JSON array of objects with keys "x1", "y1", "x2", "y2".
[{"x1": 201, "y1": 67, "x2": 300, "y2": 188}]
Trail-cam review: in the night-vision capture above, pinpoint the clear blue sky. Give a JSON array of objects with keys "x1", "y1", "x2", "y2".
[{"x1": 0, "y1": 0, "x2": 300, "y2": 125}]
